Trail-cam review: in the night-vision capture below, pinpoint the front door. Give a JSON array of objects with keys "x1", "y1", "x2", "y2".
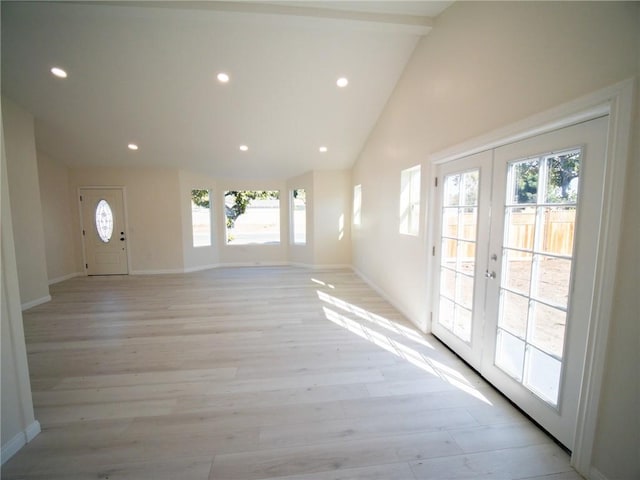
[
  {"x1": 432, "y1": 116, "x2": 608, "y2": 450},
  {"x1": 80, "y1": 187, "x2": 128, "y2": 275}
]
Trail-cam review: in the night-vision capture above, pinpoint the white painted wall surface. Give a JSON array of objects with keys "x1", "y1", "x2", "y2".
[
  {"x1": 2, "y1": 97, "x2": 50, "y2": 308},
  {"x1": 313, "y1": 170, "x2": 351, "y2": 267},
  {"x1": 352, "y1": 2, "x2": 639, "y2": 478},
  {"x1": 69, "y1": 167, "x2": 184, "y2": 273},
  {"x1": 37, "y1": 151, "x2": 81, "y2": 282}
]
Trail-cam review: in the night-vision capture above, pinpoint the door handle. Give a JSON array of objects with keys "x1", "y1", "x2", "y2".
[
  {"x1": 485, "y1": 270, "x2": 496, "y2": 279},
  {"x1": 120, "y1": 237, "x2": 126, "y2": 241}
]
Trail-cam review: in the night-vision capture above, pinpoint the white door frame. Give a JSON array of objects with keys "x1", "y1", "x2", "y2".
[
  {"x1": 425, "y1": 78, "x2": 634, "y2": 477},
  {"x1": 77, "y1": 186, "x2": 132, "y2": 276}
]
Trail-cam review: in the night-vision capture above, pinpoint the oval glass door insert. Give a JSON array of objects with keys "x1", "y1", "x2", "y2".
[{"x1": 95, "y1": 199, "x2": 114, "y2": 243}]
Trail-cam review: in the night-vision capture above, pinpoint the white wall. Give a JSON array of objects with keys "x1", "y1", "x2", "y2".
[
  {"x1": 313, "y1": 170, "x2": 351, "y2": 267},
  {"x1": 352, "y1": 2, "x2": 639, "y2": 478},
  {"x1": 37, "y1": 151, "x2": 81, "y2": 283},
  {"x1": 69, "y1": 166, "x2": 184, "y2": 274},
  {"x1": 179, "y1": 169, "x2": 219, "y2": 271},
  {"x1": 2, "y1": 97, "x2": 50, "y2": 309},
  {"x1": 1, "y1": 105, "x2": 40, "y2": 463}
]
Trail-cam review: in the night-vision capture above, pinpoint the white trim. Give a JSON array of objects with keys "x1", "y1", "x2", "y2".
[
  {"x1": 217, "y1": 261, "x2": 290, "y2": 268},
  {"x1": 588, "y1": 467, "x2": 610, "y2": 480},
  {"x1": 352, "y1": 266, "x2": 422, "y2": 330},
  {"x1": 1, "y1": 421, "x2": 40, "y2": 465},
  {"x1": 130, "y1": 268, "x2": 185, "y2": 275},
  {"x1": 25, "y1": 420, "x2": 41, "y2": 442},
  {"x1": 289, "y1": 262, "x2": 352, "y2": 270},
  {"x1": 183, "y1": 263, "x2": 221, "y2": 273},
  {"x1": 571, "y1": 78, "x2": 635, "y2": 476},
  {"x1": 427, "y1": 78, "x2": 635, "y2": 478},
  {"x1": 48, "y1": 271, "x2": 82, "y2": 285},
  {"x1": 21, "y1": 295, "x2": 51, "y2": 311}
]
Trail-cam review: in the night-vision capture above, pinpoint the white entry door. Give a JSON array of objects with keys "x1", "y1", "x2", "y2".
[
  {"x1": 80, "y1": 188, "x2": 128, "y2": 275},
  {"x1": 432, "y1": 116, "x2": 608, "y2": 450}
]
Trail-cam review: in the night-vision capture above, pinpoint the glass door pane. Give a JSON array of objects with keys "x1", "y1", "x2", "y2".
[
  {"x1": 494, "y1": 149, "x2": 581, "y2": 407},
  {"x1": 437, "y1": 170, "x2": 479, "y2": 343}
]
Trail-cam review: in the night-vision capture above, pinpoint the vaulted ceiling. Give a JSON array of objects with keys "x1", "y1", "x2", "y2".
[{"x1": 1, "y1": 1, "x2": 452, "y2": 179}]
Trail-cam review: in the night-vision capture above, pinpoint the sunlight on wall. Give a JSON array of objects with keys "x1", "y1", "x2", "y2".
[{"x1": 338, "y1": 214, "x2": 344, "y2": 241}]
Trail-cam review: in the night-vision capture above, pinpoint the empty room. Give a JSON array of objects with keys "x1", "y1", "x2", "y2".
[{"x1": 1, "y1": 1, "x2": 638, "y2": 479}]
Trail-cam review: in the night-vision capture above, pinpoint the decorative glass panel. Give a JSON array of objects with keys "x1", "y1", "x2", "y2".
[
  {"x1": 534, "y1": 256, "x2": 571, "y2": 307},
  {"x1": 541, "y1": 207, "x2": 576, "y2": 256},
  {"x1": 505, "y1": 207, "x2": 535, "y2": 250},
  {"x1": 499, "y1": 291, "x2": 529, "y2": 338},
  {"x1": 95, "y1": 199, "x2": 114, "y2": 243}
]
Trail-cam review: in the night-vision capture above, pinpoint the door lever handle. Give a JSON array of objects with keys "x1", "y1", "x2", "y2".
[{"x1": 485, "y1": 270, "x2": 496, "y2": 279}]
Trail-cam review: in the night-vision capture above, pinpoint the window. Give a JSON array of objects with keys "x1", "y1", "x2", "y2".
[
  {"x1": 400, "y1": 165, "x2": 421, "y2": 235},
  {"x1": 291, "y1": 189, "x2": 306, "y2": 245},
  {"x1": 191, "y1": 189, "x2": 211, "y2": 247},
  {"x1": 225, "y1": 190, "x2": 280, "y2": 245},
  {"x1": 353, "y1": 184, "x2": 362, "y2": 226},
  {"x1": 95, "y1": 199, "x2": 114, "y2": 243}
]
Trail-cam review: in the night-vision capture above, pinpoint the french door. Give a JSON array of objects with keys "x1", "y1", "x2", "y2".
[{"x1": 431, "y1": 116, "x2": 608, "y2": 450}]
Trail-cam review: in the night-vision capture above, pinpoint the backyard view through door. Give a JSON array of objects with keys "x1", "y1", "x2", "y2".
[
  {"x1": 80, "y1": 187, "x2": 128, "y2": 275},
  {"x1": 432, "y1": 116, "x2": 608, "y2": 450}
]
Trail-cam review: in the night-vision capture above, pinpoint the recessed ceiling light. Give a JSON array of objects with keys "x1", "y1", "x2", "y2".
[
  {"x1": 336, "y1": 77, "x2": 349, "y2": 88},
  {"x1": 127, "y1": 143, "x2": 139, "y2": 151},
  {"x1": 239, "y1": 145, "x2": 248, "y2": 151},
  {"x1": 217, "y1": 72, "x2": 230, "y2": 83},
  {"x1": 50, "y1": 67, "x2": 67, "y2": 78},
  {"x1": 319, "y1": 146, "x2": 328, "y2": 153}
]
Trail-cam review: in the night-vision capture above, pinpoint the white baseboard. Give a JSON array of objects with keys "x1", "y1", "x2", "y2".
[
  {"x1": 588, "y1": 467, "x2": 609, "y2": 480},
  {"x1": 183, "y1": 263, "x2": 221, "y2": 273},
  {"x1": 21, "y1": 295, "x2": 52, "y2": 311},
  {"x1": 1, "y1": 421, "x2": 41, "y2": 465},
  {"x1": 217, "y1": 261, "x2": 290, "y2": 268},
  {"x1": 352, "y1": 266, "x2": 423, "y2": 331},
  {"x1": 48, "y1": 272, "x2": 82, "y2": 285},
  {"x1": 130, "y1": 268, "x2": 185, "y2": 275},
  {"x1": 289, "y1": 262, "x2": 352, "y2": 270}
]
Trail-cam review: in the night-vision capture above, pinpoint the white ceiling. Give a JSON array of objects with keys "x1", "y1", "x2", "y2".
[{"x1": 1, "y1": 1, "x2": 452, "y2": 179}]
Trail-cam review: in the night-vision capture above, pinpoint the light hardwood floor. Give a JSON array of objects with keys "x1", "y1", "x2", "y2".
[{"x1": 2, "y1": 267, "x2": 581, "y2": 479}]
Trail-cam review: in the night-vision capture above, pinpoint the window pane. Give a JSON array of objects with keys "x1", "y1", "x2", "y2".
[
  {"x1": 462, "y1": 170, "x2": 479, "y2": 206},
  {"x1": 534, "y1": 255, "x2": 571, "y2": 307},
  {"x1": 441, "y1": 239, "x2": 458, "y2": 270},
  {"x1": 457, "y1": 241, "x2": 476, "y2": 275},
  {"x1": 353, "y1": 185, "x2": 362, "y2": 226},
  {"x1": 443, "y1": 208, "x2": 459, "y2": 238},
  {"x1": 525, "y1": 346, "x2": 561, "y2": 406},
  {"x1": 459, "y1": 207, "x2": 477, "y2": 241},
  {"x1": 495, "y1": 329, "x2": 525, "y2": 381},
  {"x1": 545, "y1": 150, "x2": 580, "y2": 204},
  {"x1": 95, "y1": 199, "x2": 114, "y2": 243},
  {"x1": 191, "y1": 189, "x2": 211, "y2": 247},
  {"x1": 454, "y1": 305, "x2": 472, "y2": 343},
  {"x1": 225, "y1": 191, "x2": 280, "y2": 245},
  {"x1": 457, "y1": 273, "x2": 474, "y2": 309},
  {"x1": 509, "y1": 159, "x2": 539, "y2": 204},
  {"x1": 444, "y1": 174, "x2": 460, "y2": 206},
  {"x1": 503, "y1": 249, "x2": 532, "y2": 295},
  {"x1": 530, "y1": 301, "x2": 566, "y2": 358},
  {"x1": 291, "y1": 189, "x2": 306, "y2": 245},
  {"x1": 505, "y1": 207, "x2": 535, "y2": 250},
  {"x1": 439, "y1": 297, "x2": 454, "y2": 329},
  {"x1": 541, "y1": 207, "x2": 576, "y2": 256},
  {"x1": 499, "y1": 290, "x2": 529, "y2": 338},
  {"x1": 440, "y1": 268, "x2": 456, "y2": 300}
]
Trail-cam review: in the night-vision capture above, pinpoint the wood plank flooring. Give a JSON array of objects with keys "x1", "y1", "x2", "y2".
[{"x1": 2, "y1": 267, "x2": 581, "y2": 479}]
